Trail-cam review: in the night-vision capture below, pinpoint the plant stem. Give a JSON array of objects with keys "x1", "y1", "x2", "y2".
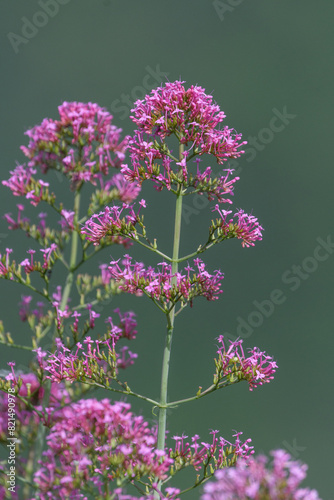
[
  {"x1": 32, "y1": 190, "x2": 81, "y2": 488},
  {"x1": 60, "y1": 190, "x2": 81, "y2": 310},
  {"x1": 82, "y1": 380, "x2": 160, "y2": 407},
  {"x1": 0, "y1": 341, "x2": 34, "y2": 351},
  {"x1": 167, "y1": 379, "x2": 235, "y2": 407},
  {"x1": 155, "y1": 144, "x2": 184, "y2": 497}
]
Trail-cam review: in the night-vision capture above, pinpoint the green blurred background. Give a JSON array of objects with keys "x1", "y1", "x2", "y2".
[{"x1": 1, "y1": 0, "x2": 333, "y2": 497}]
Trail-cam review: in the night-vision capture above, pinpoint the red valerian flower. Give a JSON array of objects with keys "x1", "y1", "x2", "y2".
[
  {"x1": 214, "y1": 336, "x2": 278, "y2": 391},
  {"x1": 108, "y1": 255, "x2": 224, "y2": 308},
  {"x1": 201, "y1": 449, "x2": 322, "y2": 499},
  {"x1": 34, "y1": 398, "x2": 173, "y2": 498},
  {"x1": 121, "y1": 81, "x2": 246, "y2": 202}
]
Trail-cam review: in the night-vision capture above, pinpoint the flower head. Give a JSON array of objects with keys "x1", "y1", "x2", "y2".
[
  {"x1": 201, "y1": 450, "x2": 322, "y2": 499},
  {"x1": 214, "y1": 336, "x2": 278, "y2": 391},
  {"x1": 169, "y1": 430, "x2": 253, "y2": 474},
  {"x1": 212, "y1": 205, "x2": 264, "y2": 247},
  {"x1": 18, "y1": 102, "x2": 130, "y2": 192},
  {"x1": 0, "y1": 371, "x2": 70, "y2": 441},
  {"x1": 81, "y1": 201, "x2": 145, "y2": 246},
  {"x1": 121, "y1": 81, "x2": 246, "y2": 202},
  {"x1": 34, "y1": 398, "x2": 172, "y2": 497},
  {"x1": 108, "y1": 255, "x2": 224, "y2": 308},
  {"x1": 130, "y1": 81, "x2": 245, "y2": 160}
]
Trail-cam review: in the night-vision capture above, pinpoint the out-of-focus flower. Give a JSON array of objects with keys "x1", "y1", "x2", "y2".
[
  {"x1": 34, "y1": 398, "x2": 173, "y2": 498},
  {"x1": 201, "y1": 449, "x2": 322, "y2": 499}
]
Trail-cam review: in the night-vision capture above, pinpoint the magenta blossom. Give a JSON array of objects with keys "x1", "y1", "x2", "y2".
[
  {"x1": 169, "y1": 430, "x2": 254, "y2": 474},
  {"x1": 121, "y1": 80, "x2": 246, "y2": 202},
  {"x1": 108, "y1": 172, "x2": 142, "y2": 203},
  {"x1": 130, "y1": 80, "x2": 246, "y2": 159},
  {"x1": 0, "y1": 371, "x2": 70, "y2": 440},
  {"x1": 17, "y1": 102, "x2": 132, "y2": 193},
  {"x1": 214, "y1": 336, "x2": 278, "y2": 391},
  {"x1": 18, "y1": 295, "x2": 45, "y2": 322},
  {"x1": 2, "y1": 164, "x2": 36, "y2": 197},
  {"x1": 107, "y1": 308, "x2": 138, "y2": 340},
  {"x1": 201, "y1": 449, "x2": 322, "y2": 499},
  {"x1": 81, "y1": 200, "x2": 146, "y2": 246},
  {"x1": 22, "y1": 101, "x2": 127, "y2": 171},
  {"x1": 2, "y1": 165, "x2": 51, "y2": 206},
  {"x1": 212, "y1": 205, "x2": 264, "y2": 248},
  {"x1": 0, "y1": 248, "x2": 13, "y2": 277},
  {"x1": 43, "y1": 334, "x2": 137, "y2": 384},
  {"x1": 19, "y1": 245, "x2": 57, "y2": 274},
  {"x1": 108, "y1": 255, "x2": 224, "y2": 308},
  {"x1": 34, "y1": 398, "x2": 173, "y2": 498},
  {"x1": 59, "y1": 209, "x2": 75, "y2": 231},
  {"x1": 3, "y1": 203, "x2": 29, "y2": 230}
]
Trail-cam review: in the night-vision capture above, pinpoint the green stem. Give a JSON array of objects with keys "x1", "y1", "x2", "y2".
[
  {"x1": 155, "y1": 144, "x2": 184, "y2": 497},
  {"x1": 166, "y1": 379, "x2": 235, "y2": 407},
  {"x1": 60, "y1": 190, "x2": 81, "y2": 310},
  {"x1": 0, "y1": 341, "x2": 34, "y2": 351},
  {"x1": 82, "y1": 380, "x2": 160, "y2": 407},
  {"x1": 32, "y1": 190, "x2": 81, "y2": 485},
  {"x1": 8, "y1": 278, "x2": 49, "y2": 301},
  {"x1": 133, "y1": 238, "x2": 172, "y2": 262}
]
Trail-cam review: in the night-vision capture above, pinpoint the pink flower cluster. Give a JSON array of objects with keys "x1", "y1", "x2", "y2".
[
  {"x1": 34, "y1": 398, "x2": 173, "y2": 499},
  {"x1": 0, "y1": 248, "x2": 13, "y2": 277},
  {"x1": 169, "y1": 430, "x2": 254, "y2": 473},
  {"x1": 0, "y1": 371, "x2": 70, "y2": 440},
  {"x1": 3, "y1": 204, "x2": 28, "y2": 230},
  {"x1": 108, "y1": 255, "x2": 224, "y2": 307},
  {"x1": 3, "y1": 205, "x2": 51, "y2": 240},
  {"x1": 2, "y1": 165, "x2": 51, "y2": 207},
  {"x1": 1, "y1": 102, "x2": 140, "y2": 202},
  {"x1": 215, "y1": 336, "x2": 278, "y2": 391},
  {"x1": 19, "y1": 295, "x2": 45, "y2": 322},
  {"x1": 43, "y1": 333, "x2": 137, "y2": 384},
  {"x1": 130, "y1": 80, "x2": 246, "y2": 159},
  {"x1": 19, "y1": 244, "x2": 57, "y2": 273},
  {"x1": 212, "y1": 205, "x2": 264, "y2": 248},
  {"x1": 104, "y1": 172, "x2": 142, "y2": 203},
  {"x1": 0, "y1": 245, "x2": 57, "y2": 278},
  {"x1": 81, "y1": 200, "x2": 146, "y2": 246},
  {"x1": 59, "y1": 208, "x2": 75, "y2": 231},
  {"x1": 110, "y1": 308, "x2": 138, "y2": 340},
  {"x1": 201, "y1": 449, "x2": 322, "y2": 499},
  {"x1": 20, "y1": 102, "x2": 128, "y2": 187},
  {"x1": 121, "y1": 81, "x2": 246, "y2": 202},
  {"x1": 2, "y1": 165, "x2": 35, "y2": 197}
]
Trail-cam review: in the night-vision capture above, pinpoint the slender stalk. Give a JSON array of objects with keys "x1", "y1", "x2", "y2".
[
  {"x1": 167, "y1": 379, "x2": 235, "y2": 407},
  {"x1": 0, "y1": 341, "x2": 34, "y2": 351},
  {"x1": 60, "y1": 190, "x2": 81, "y2": 310},
  {"x1": 155, "y1": 144, "x2": 184, "y2": 497},
  {"x1": 82, "y1": 380, "x2": 160, "y2": 407},
  {"x1": 31, "y1": 190, "x2": 81, "y2": 489},
  {"x1": 177, "y1": 237, "x2": 231, "y2": 263},
  {"x1": 132, "y1": 238, "x2": 172, "y2": 262}
]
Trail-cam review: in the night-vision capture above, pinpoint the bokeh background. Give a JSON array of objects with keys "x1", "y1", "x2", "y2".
[{"x1": 1, "y1": 1, "x2": 333, "y2": 497}]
